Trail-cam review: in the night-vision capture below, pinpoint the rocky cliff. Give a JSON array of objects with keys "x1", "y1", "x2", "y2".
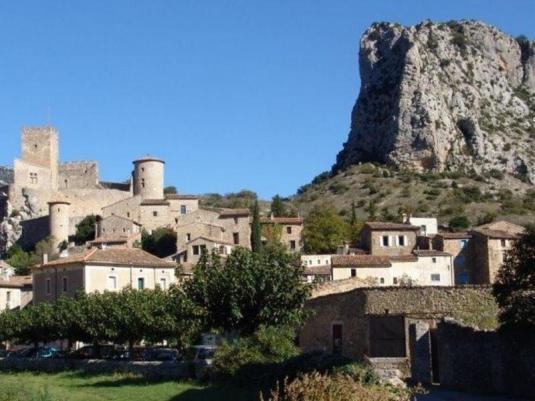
[{"x1": 334, "y1": 20, "x2": 535, "y2": 183}]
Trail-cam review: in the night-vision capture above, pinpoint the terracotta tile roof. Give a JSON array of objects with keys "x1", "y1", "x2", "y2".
[
  {"x1": 331, "y1": 254, "x2": 391, "y2": 268},
  {"x1": 389, "y1": 254, "x2": 419, "y2": 262},
  {"x1": 303, "y1": 265, "x2": 332, "y2": 275},
  {"x1": 36, "y1": 248, "x2": 175, "y2": 269},
  {"x1": 90, "y1": 235, "x2": 129, "y2": 244},
  {"x1": 471, "y1": 229, "x2": 520, "y2": 240},
  {"x1": 413, "y1": 250, "x2": 452, "y2": 257},
  {"x1": 364, "y1": 222, "x2": 420, "y2": 231},
  {"x1": 260, "y1": 216, "x2": 304, "y2": 225},
  {"x1": 140, "y1": 199, "x2": 170, "y2": 206},
  {"x1": 165, "y1": 194, "x2": 199, "y2": 200},
  {"x1": 0, "y1": 275, "x2": 32, "y2": 288},
  {"x1": 218, "y1": 208, "x2": 250, "y2": 217},
  {"x1": 436, "y1": 232, "x2": 472, "y2": 239}
]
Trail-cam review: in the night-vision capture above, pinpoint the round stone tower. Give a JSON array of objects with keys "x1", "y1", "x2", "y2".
[
  {"x1": 48, "y1": 196, "x2": 70, "y2": 251},
  {"x1": 132, "y1": 156, "x2": 165, "y2": 199}
]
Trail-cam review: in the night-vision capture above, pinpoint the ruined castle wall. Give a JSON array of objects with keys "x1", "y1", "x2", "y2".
[
  {"x1": 58, "y1": 162, "x2": 99, "y2": 189},
  {"x1": 62, "y1": 189, "x2": 132, "y2": 234},
  {"x1": 21, "y1": 127, "x2": 58, "y2": 190},
  {"x1": 13, "y1": 160, "x2": 55, "y2": 207}
]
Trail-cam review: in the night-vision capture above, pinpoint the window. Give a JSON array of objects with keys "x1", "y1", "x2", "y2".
[
  {"x1": 180, "y1": 205, "x2": 187, "y2": 215},
  {"x1": 193, "y1": 245, "x2": 200, "y2": 255},
  {"x1": 64, "y1": 179, "x2": 68, "y2": 188},
  {"x1": 46, "y1": 278, "x2": 51, "y2": 295},
  {"x1": 62, "y1": 277, "x2": 68, "y2": 292},
  {"x1": 127, "y1": 212, "x2": 130, "y2": 218},
  {"x1": 152, "y1": 211, "x2": 158, "y2": 217},
  {"x1": 159, "y1": 278, "x2": 167, "y2": 290},
  {"x1": 137, "y1": 277, "x2": 145, "y2": 290},
  {"x1": 398, "y1": 235, "x2": 405, "y2": 246},
  {"x1": 432, "y1": 257, "x2": 437, "y2": 264},
  {"x1": 393, "y1": 277, "x2": 398, "y2": 285},
  {"x1": 380, "y1": 277, "x2": 385, "y2": 284},
  {"x1": 382, "y1": 235, "x2": 389, "y2": 247},
  {"x1": 431, "y1": 274, "x2": 441, "y2": 282},
  {"x1": 350, "y1": 269, "x2": 356, "y2": 277},
  {"x1": 186, "y1": 233, "x2": 191, "y2": 241},
  {"x1": 233, "y1": 232, "x2": 240, "y2": 245},
  {"x1": 141, "y1": 178, "x2": 145, "y2": 188},
  {"x1": 500, "y1": 239, "x2": 507, "y2": 247},
  {"x1": 107, "y1": 276, "x2": 117, "y2": 290},
  {"x1": 290, "y1": 240, "x2": 296, "y2": 250},
  {"x1": 286, "y1": 226, "x2": 292, "y2": 234},
  {"x1": 234, "y1": 217, "x2": 238, "y2": 224},
  {"x1": 6, "y1": 291, "x2": 11, "y2": 306},
  {"x1": 29, "y1": 172, "x2": 38, "y2": 184}
]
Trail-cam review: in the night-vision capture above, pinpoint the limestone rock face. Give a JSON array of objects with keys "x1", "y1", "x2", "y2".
[{"x1": 334, "y1": 20, "x2": 535, "y2": 183}]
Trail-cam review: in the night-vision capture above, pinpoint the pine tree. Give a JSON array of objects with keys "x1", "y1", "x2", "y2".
[{"x1": 251, "y1": 200, "x2": 263, "y2": 253}]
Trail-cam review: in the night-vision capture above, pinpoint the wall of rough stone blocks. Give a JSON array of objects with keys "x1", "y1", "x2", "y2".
[
  {"x1": 58, "y1": 162, "x2": 99, "y2": 189},
  {"x1": 437, "y1": 321, "x2": 535, "y2": 398},
  {"x1": 299, "y1": 286, "x2": 498, "y2": 362}
]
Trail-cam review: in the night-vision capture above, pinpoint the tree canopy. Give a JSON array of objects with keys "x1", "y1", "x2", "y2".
[
  {"x1": 142, "y1": 227, "x2": 177, "y2": 258},
  {"x1": 303, "y1": 205, "x2": 348, "y2": 254},
  {"x1": 492, "y1": 225, "x2": 535, "y2": 330},
  {"x1": 184, "y1": 248, "x2": 310, "y2": 335},
  {"x1": 74, "y1": 215, "x2": 97, "y2": 244}
]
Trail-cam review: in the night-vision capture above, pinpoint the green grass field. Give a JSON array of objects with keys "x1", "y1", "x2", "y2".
[{"x1": 0, "y1": 371, "x2": 257, "y2": 401}]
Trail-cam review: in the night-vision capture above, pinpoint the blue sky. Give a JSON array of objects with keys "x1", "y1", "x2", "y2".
[{"x1": 1, "y1": 1, "x2": 534, "y2": 199}]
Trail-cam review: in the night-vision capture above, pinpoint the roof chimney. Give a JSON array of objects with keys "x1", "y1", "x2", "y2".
[{"x1": 42, "y1": 253, "x2": 48, "y2": 265}]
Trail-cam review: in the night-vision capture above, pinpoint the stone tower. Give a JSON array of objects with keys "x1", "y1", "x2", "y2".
[
  {"x1": 132, "y1": 156, "x2": 164, "y2": 199},
  {"x1": 20, "y1": 126, "x2": 59, "y2": 190},
  {"x1": 48, "y1": 197, "x2": 70, "y2": 251}
]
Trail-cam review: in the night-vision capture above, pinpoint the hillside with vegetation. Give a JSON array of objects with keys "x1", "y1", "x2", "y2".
[{"x1": 293, "y1": 163, "x2": 535, "y2": 227}]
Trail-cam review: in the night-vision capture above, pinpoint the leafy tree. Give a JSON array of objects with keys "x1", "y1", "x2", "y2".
[
  {"x1": 6, "y1": 245, "x2": 34, "y2": 275},
  {"x1": 74, "y1": 215, "x2": 97, "y2": 244},
  {"x1": 251, "y1": 200, "x2": 262, "y2": 253},
  {"x1": 271, "y1": 195, "x2": 286, "y2": 217},
  {"x1": 449, "y1": 215, "x2": 470, "y2": 231},
  {"x1": 492, "y1": 225, "x2": 535, "y2": 330},
  {"x1": 262, "y1": 223, "x2": 285, "y2": 252},
  {"x1": 164, "y1": 186, "x2": 177, "y2": 194},
  {"x1": 184, "y1": 248, "x2": 310, "y2": 335},
  {"x1": 142, "y1": 227, "x2": 177, "y2": 258},
  {"x1": 15, "y1": 302, "x2": 59, "y2": 346},
  {"x1": 303, "y1": 205, "x2": 348, "y2": 254}
]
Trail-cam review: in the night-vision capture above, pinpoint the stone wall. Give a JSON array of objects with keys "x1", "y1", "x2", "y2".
[
  {"x1": 437, "y1": 320, "x2": 535, "y2": 398},
  {"x1": 299, "y1": 286, "x2": 497, "y2": 361},
  {"x1": 0, "y1": 358, "x2": 189, "y2": 380},
  {"x1": 58, "y1": 162, "x2": 99, "y2": 189}
]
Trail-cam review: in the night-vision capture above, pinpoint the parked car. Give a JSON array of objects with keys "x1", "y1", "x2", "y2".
[
  {"x1": 6, "y1": 346, "x2": 59, "y2": 359},
  {"x1": 191, "y1": 345, "x2": 217, "y2": 380},
  {"x1": 143, "y1": 347, "x2": 181, "y2": 362},
  {"x1": 69, "y1": 345, "x2": 126, "y2": 360}
]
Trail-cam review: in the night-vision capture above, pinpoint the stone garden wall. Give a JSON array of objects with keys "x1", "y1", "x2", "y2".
[{"x1": 437, "y1": 320, "x2": 535, "y2": 398}]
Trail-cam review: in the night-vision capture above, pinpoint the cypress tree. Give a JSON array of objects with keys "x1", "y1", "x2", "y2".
[{"x1": 251, "y1": 200, "x2": 263, "y2": 253}]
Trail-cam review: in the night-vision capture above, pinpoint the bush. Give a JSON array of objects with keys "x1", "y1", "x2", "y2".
[
  {"x1": 213, "y1": 326, "x2": 300, "y2": 382},
  {"x1": 74, "y1": 215, "x2": 97, "y2": 244},
  {"x1": 262, "y1": 371, "x2": 413, "y2": 401},
  {"x1": 449, "y1": 215, "x2": 470, "y2": 231}
]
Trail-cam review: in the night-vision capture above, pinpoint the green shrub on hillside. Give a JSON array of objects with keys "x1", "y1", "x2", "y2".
[{"x1": 449, "y1": 215, "x2": 470, "y2": 231}]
